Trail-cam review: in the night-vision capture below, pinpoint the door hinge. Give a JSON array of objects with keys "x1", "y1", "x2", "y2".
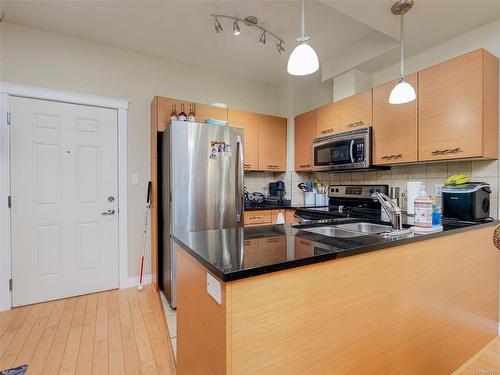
[
  {"x1": 7, "y1": 196, "x2": 11, "y2": 208},
  {"x1": 6, "y1": 112, "x2": 11, "y2": 126},
  {"x1": 9, "y1": 279, "x2": 12, "y2": 292}
]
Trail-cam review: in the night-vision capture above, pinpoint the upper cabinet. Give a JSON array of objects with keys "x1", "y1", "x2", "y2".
[
  {"x1": 418, "y1": 49, "x2": 499, "y2": 161},
  {"x1": 228, "y1": 109, "x2": 260, "y2": 170},
  {"x1": 339, "y1": 90, "x2": 373, "y2": 132},
  {"x1": 316, "y1": 103, "x2": 340, "y2": 138},
  {"x1": 295, "y1": 110, "x2": 317, "y2": 171},
  {"x1": 373, "y1": 73, "x2": 418, "y2": 165},
  {"x1": 153, "y1": 97, "x2": 227, "y2": 132},
  {"x1": 196, "y1": 104, "x2": 228, "y2": 124},
  {"x1": 259, "y1": 115, "x2": 287, "y2": 172}
]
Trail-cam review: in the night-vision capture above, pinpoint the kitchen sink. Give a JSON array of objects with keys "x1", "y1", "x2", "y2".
[
  {"x1": 301, "y1": 226, "x2": 365, "y2": 238},
  {"x1": 335, "y1": 222, "x2": 392, "y2": 234}
]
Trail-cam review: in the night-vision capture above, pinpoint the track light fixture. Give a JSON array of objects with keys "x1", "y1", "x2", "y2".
[
  {"x1": 233, "y1": 19, "x2": 240, "y2": 36},
  {"x1": 214, "y1": 17, "x2": 223, "y2": 33},
  {"x1": 210, "y1": 14, "x2": 285, "y2": 55},
  {"x1": 259, "y1": 31, "x2": 266, "y2": 45},
  {"x1": 276, "y1": 41, "x2": 285, "y2": 55}
]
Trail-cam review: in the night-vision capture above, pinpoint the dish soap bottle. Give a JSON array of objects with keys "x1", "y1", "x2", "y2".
[{"x1": 414, "y1": 186, "x2": 433, "y2": 229}]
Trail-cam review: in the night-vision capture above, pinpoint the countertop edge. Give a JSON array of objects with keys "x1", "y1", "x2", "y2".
[{"x1": 174, "y1": 220, "x2": 498, "y2": 283}]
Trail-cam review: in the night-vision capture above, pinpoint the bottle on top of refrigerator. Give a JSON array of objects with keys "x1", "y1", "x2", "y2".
[
  {"x1": 178, "y1": 104, "x2": 187, "y2": 121},
  {"x1": 188, "y1": 104, "x2": 196, "y2": 122},
  {"x1": 414, "y1": 186, "x2": 433, "y2": 228},
  {"x1": 170, "y1": 104, "x2": 178, "y2": 121}
]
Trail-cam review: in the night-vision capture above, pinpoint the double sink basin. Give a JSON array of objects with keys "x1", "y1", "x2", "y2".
[{"x1": 301, "y1": 222, "x2": 393, "y2": 238}]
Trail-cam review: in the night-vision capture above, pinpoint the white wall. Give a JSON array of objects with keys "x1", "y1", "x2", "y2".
[
  {"x1": 372, "y1": 18, "x2": 500, "y2": 86},
  {"x1": 0, "y1": 22, "x2": 280, "y2": 278}
]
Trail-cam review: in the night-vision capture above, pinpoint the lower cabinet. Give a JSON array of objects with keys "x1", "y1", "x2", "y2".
[{"x1": 244, "y1": 209, "x2": 299, "y2": 227}]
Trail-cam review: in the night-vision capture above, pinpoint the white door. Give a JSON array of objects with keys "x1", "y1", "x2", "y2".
[{"x1": 10, "y1": 97, "x2": 119, "y2": 307}]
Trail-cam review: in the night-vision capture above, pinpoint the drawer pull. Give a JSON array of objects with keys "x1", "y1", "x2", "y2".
[
  {"x1": 266, "y1": 165, "x2": 280, "y2": 169},
  {"x1": 244, "y1": 163, "x2": 251, "y2": 168},
  {"x1": 346, "y1": 121, "x2": 364, "y2": 128},
  {"x1": 266, "y1": 238, "x2": 280, "y2": 243},
  {"x1": 320, "y1": 128, "x2": 334, "y2": 135},
  {"x1": 249, "y1": 216, "x2": 264, "y2": 220},
  {"x1": 299, "y1": 164, "x2": 311, "y2": 168},
  {"x1": 431, "y1": 148, "x2": 463, "y2": 156},
  {"x1": 381, "y1": 154, "x2": 402, "y2": 160}
]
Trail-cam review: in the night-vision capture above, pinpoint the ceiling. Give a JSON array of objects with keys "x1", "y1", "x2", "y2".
[{"x1": 2, "y1": 1, "x2": 500, "y2": 85}]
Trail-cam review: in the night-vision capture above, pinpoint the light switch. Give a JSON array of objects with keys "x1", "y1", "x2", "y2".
[
  {"x1": 207, "y1": 272, "x2": 222, "y2": 304},
  {"x1": 131, "y1": 174, "x2": 139, "y2": 185}
]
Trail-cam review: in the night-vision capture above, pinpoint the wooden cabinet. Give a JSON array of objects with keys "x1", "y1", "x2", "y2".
[
  {"x1": 373, "y1": 73, "x2": 418, "y2": 165},
  {"x1": 258, "y1": 115, "x2": 287, "y2": 172},
  {"x1": 316, "y1": 103, "x2": 340, "y2": 138},
  {"x1": 228, "y1": 109, "x2": 259, "y2": 170},
  {"x1": 244, "y1": 209, "x2": 297, "y2": 227},
  {"x1": 418, "y1": 49, "x2": 498, "y2": 161},
  {"x1": 244, "y1": 210, "x2": 273, "y2": 226},
  {"x1": 196, "y1": 103, "x2": 228, "y2": 124},
  {"x1": 339, "y1": 89, "x2": 373, "y2": 132},
  {"x1": 294, "y1": 110, "x2": 317, "y2": 171}
]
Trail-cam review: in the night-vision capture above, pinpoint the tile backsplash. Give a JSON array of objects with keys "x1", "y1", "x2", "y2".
[
  {"x1": 311, "y1": 160, "x2": 499, "y2": 219},
  {"x1": 244, "y1": 161, "x2": 499, "y2": 218}
]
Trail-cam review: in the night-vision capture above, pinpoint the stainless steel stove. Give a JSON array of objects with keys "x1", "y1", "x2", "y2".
[{"x1": 296, "y1": 184, "x2": 389, "y2": 221}]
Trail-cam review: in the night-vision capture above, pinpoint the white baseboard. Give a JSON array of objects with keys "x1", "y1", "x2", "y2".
[{"x1": 124, "y1": 274, "x2": 152, "y2": 289}]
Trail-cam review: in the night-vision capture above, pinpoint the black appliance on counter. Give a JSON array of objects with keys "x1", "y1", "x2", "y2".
[
  {"x1": 295, "y1": 184, "x2": 388, "y2": 221},
  {"x1": 441, "y1": 183, "x2": 491, "y2": 221},
  {"x1": 269, "y1": 181, "x2": 286, "y2": 202}
]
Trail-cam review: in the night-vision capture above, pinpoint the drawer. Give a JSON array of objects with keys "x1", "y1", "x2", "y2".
[
  {"x1": 294, "y1": 237, "x2": 314, "y2": 258},
  {"x1": 244, "y1": 210, "x2": 272, "y2": 226}
]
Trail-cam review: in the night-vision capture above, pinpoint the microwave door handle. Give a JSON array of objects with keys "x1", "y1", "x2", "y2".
[{"x1": 349, "y1": 140, "x2": 355, "y2": 163}]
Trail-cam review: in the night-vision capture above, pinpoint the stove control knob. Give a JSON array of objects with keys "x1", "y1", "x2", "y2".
[
  {"x1": 376, "y1": 189, "x2": 381, "y2": 193},
  {"x1": 369, "y1": 188, "x2": 374, "y2": 193},
  {"x1": 335, "y1": 188, "x2": 340, "y2": 193}
]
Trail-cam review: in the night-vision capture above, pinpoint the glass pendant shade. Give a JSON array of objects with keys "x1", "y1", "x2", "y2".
[
  {"x1": 287, "y1": 42, "x2": 319, "y2": 76},
  {"x1": 389, "y1": 78, "x2": 416, "y2": 104}
]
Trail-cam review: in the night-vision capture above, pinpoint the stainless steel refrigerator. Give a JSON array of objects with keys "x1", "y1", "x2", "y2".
[{"x1": 160, "y1": 120, "x2": 244, "y2": 308}]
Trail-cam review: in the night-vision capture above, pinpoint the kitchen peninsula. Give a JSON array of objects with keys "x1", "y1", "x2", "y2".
[{"x1": 174, "y1": 220, "x2": 499, "y2": 375}]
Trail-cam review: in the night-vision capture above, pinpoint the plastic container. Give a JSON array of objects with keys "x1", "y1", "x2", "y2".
[
  {"x1": 304, "y1": 192, "x2": 315, "y2": 206},
  {"x1": 414, "y1": 186, "x2": 433, "y2": 229}
]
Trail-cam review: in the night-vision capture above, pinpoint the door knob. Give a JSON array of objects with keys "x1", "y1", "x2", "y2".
[{"x1": 101, "y1": 209, "x2": 115, "y2": 216}]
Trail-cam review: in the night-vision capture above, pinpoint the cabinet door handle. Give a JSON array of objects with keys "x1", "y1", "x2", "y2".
[
  {"x1": 249, "y1": 216, "x2": 264, "y2": 220},
  {"x1": 320, "y1": 128, "x2": 334, "y2": 135},
  {"x1": 432, "y1": 148, "x2": 463, "y2": 155},
  {"x1": 299, "y1": 164, "x2": 311, "y2": 168},
  {"x1": 381, "y1": 154, "x2": 402, "y2": 160},
  {"x1": 244, "y1": 163, "x2": 251, "y2": 168},
  {"x1": 346, "y1": 121, "x2": 364, "y2": 128},
  {"x1": 267, "y1": 165, "x2": 280, "y2": 169},
  {"x1": 266, "y1": 238, "x2": 280, "y2": 243}
]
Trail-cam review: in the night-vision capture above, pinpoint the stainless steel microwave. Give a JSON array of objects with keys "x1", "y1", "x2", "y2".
[{"x1": 313, "y1": 127, "x2": 372, "y2": 171}]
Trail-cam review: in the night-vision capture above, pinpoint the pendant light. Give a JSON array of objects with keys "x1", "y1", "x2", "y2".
[
  {"x1": 287, "y1": 0, "x2": 319, "y2": 76},
  {"x1": 389, "y1": 0, "x2": 416, "y2": 104}
]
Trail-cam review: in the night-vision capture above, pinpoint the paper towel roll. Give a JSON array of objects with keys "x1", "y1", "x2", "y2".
[{"x1": 407, "y1": 181, "x2": 424, "y2": 215}]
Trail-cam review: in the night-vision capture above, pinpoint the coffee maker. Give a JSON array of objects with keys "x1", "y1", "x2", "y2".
[{"x1": 269, "y1": 181, "x2": 286, "y2": 203}]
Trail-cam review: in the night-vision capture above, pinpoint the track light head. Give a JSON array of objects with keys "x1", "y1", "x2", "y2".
[
  {"x1": 214, "y1": 17, "x2": 223, "y2": 33},
  {"x1": 276, "y1": 41, "x2": 285, "y2": 55},
  {"x1": 259, "y1": 31, "x2": 266, "y2": 45},
  {"x1": 233, "y1": 19, "x2": 240, "y2": 36}
]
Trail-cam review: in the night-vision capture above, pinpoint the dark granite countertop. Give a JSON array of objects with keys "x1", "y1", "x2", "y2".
[
  {"x1": 173, "y1": 218, "x2": 498, "y2": 282},
  {"x1": 244, "y1": 204, "x2": 328, "y2": 211}
]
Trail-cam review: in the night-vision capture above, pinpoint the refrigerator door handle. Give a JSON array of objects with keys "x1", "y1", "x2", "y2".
[{"x1": 235, "y1": 135, "x2": 244, "y2": 224}]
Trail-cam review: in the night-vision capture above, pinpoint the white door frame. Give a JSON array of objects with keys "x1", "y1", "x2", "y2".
[{"x1": 0, "y1": 81, "x2": 129, "y2": 311}]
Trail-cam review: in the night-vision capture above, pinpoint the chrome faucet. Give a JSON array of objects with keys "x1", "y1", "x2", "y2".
[{"x1": 372, "y1": 192, "x2": 402, "y2": 230}]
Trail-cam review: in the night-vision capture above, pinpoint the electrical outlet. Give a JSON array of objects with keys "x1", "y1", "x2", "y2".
[{"x1": 207, "y1": 272, "x2": 222, "y2": 304}]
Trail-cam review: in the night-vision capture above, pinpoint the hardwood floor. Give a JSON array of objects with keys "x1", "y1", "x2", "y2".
[
  {"x1": 1, "y1": 284, "x2": 499, "y2": 375},
  {"x1": 455, "y1": 337, "x2": 500, "y2": 375},
  {"x1": 0, "y1": 286, "x2": 176, "y2": 374}
]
